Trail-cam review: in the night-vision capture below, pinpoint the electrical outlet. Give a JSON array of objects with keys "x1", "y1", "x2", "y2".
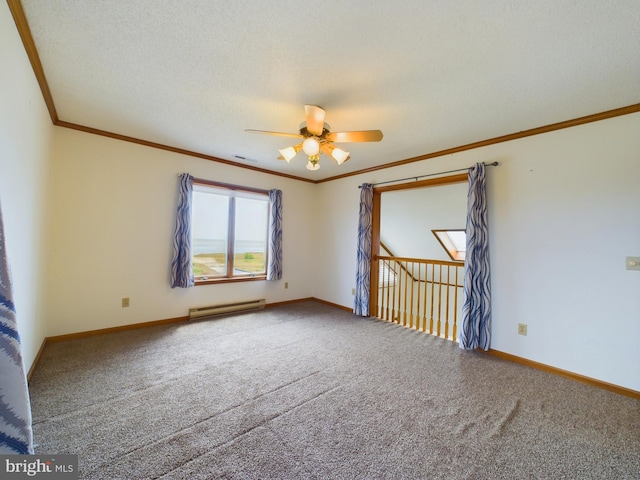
[
  {"x1": 352, "y1": 288, "x2": 356, "y2": 295},
  {"x1": 517, "y1": 323, "x2": 527, "y2": 336},
  {"x1": 284, "y1": 282, "x2": 288, "y2": 289},
  {"x1": 122, "y1": 297, "x2": 130, "y2": 308}
]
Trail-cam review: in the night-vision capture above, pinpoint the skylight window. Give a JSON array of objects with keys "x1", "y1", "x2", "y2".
[{"x1": 432, "y1": 229, "x2": 466, "y2": 262}]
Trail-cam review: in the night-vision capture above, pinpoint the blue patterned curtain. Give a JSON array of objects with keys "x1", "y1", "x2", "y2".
[
  {"x1": 0, "y1": 203, "x2": 34, "y2": 453},
  {"x1": 460, "y1": 163, "x2": 492, "y2": 350},
  {"x1": 170, "y1": 173, "x2": 194, "y2": 288},
  {"x1": 267, "y1": 189, "x2": 283, "y2": 280},
  {"x1": 354, "y1": 184, "x2": 373, "y2": 316}
]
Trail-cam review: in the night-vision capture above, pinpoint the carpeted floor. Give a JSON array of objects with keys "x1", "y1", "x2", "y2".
[{"x1": 29, "y1": 301, "x2": 639, "y2": 479}]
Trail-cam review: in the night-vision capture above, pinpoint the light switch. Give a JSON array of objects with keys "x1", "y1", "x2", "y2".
[{"x1": 626, "y1": 257, "x2": 640, "y2": 271}]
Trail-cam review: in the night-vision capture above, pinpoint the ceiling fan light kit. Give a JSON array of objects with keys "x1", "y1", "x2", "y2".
[
  {"x1": 278, "y1": 144, "x2": 301, "y2": 163},
  {"x1": 323, "y1": 143, "x2": 350, "y2": 165},
  {"x1": 302, "y1": 137, "x2": 320, "y2": 156},
  {"x1": 247, "y1": 105, "x2": 382, "y2": 171},
  {"x1": 306, "y1": 158, "x2": 320, "y2": 171}
]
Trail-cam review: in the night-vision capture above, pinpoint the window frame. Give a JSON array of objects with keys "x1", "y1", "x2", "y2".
[
  {"x1": 192, "y1": 179, "x2": 270, "y2": 285},
  {"x1": 432, "y1": 229, "x2": 466, "y2": 262}
]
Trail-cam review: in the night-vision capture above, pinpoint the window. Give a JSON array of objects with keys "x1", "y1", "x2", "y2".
[
  {"x1": 191, "y1": 181, "x2": 269, "y2": 283},
  {"x1": 432, "y1": 229, "x2": 466, "y2": 262},
  {"x1": 379, "y1": 259, "x2": 398, "y2": 287}
]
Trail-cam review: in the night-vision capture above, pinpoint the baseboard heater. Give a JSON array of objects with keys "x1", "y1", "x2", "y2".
[{"x1": 189, "y1": 298, "x2": 266, "y2": 320}]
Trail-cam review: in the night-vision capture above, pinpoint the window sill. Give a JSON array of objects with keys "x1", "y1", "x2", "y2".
[{"x1": 194, "y1": 275, "x2": 267, "y2": 286}]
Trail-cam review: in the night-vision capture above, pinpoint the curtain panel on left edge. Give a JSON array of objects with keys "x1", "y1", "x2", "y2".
[
  {"x1": 171, "y1": 173, "x2": 194, "y2": 288},
  {"x1": 0, "y1": 202, "x2": 34, "y2": 454}
]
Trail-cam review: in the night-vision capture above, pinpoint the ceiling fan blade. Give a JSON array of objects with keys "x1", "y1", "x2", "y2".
[
  {"x1": 245, "y1": 129, "x2": 303, "y2": 139},
  {"x1": 305, "y1": 105, "x2": 326, "y2": 136},
  {"x1": 319, "y1": 143, "x2": 333, "y2": 158},
  {"x1": 326, "y1": 130, "x2": 383, "y2": 142}
]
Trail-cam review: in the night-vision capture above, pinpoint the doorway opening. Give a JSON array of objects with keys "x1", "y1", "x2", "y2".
[{"x1": 370, "y1": 174, "x2": 467, "y2": 341}]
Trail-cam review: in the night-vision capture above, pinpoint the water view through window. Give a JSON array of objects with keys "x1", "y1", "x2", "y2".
[{"x1": 191, "y1": 185, "x2": 268, "y2": 279}]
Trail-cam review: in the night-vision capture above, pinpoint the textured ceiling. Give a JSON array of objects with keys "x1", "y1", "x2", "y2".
[{"x1": 17, "y1": 0, "x2": 640, "y2": 181}]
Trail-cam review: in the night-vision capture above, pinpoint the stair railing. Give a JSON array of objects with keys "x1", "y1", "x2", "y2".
[{"x1": 375, "y1": 255, "x2": 464, "y2": 342}]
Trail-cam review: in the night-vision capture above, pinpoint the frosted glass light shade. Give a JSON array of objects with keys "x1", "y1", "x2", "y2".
[
  {"x1": 279, "y1": 146, "x2": 297, "y2": 162},
  {"x1": 302, "y1": 137, "x2": 320, "y2": 156},
  {"x1": 332, "y1": 147, "x2": 349, "y2": 165},
  {"x1": 306, "y1": 160, "x2": 320, "y2": 171}
]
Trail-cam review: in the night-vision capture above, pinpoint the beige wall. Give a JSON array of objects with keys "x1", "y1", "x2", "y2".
[
  {"x1": 380, "y1": 182, "x2": 468, "y2": 261},
  {"x1": 314, "y1": 112, "x2": 640, "y2": 391},
  {"x1": 0, "y1": 2, "x2": 54, "y2": 369},
  {"x1": 45, "y1": 127, "x2": 316, "y2": 336},
  {"x1": 3, "y1": 1, "x2": 638, "y2": 392}
]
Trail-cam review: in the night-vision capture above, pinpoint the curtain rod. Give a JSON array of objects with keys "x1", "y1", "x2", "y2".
[{"x1": 360, "y1": 161, "x2": 499, "y2": 188}]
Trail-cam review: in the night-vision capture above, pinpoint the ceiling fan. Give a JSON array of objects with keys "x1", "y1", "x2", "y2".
[{"x1": 245, "y1": 105, "x2": 383, "y2": 171}]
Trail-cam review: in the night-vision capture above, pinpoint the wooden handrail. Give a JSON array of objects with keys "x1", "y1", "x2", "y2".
[
  {"x1": 378, "y1": 243, "x2": 424, "y2": 284},
  {"x1": 376, "y1": 255, "x2": 463, "y2": 267}
]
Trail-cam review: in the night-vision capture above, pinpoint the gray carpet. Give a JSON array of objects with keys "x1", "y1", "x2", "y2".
[{"x1": 29, "y1": 301, "x2": 639, "y2": 479}]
